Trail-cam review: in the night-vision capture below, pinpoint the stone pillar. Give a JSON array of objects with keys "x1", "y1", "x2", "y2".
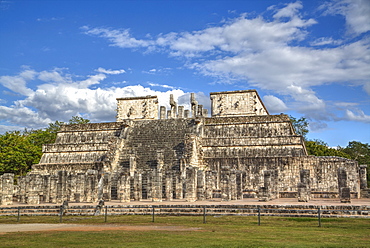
[
  {"x1": 338, "y1": 168, "x2": 351, "y2": 203},
  {"x1": 230, "y1": 170, "x2": 237, "y2": 200},
  {"x1": 202, "y1": 109, "x2": 208, "y2": 117},
  {"x1": 184, "y1": 110, "x2": 190, "y2": 118},
  {"x1": 151, "y1": 169, "x2": 162, "y2": 202},
  {"x1": 359, "y1": 165, "x2": 368, "y2": 189},
  {"x1": 0, "y1": 173, "x2": 14, "y2": 205},
  {"x1": 49, "y1": 174, "x2": 58, "y2": 203},
  {"x1": 170, "y1": 94, "x2": 177, "y2": 118},
  {"x1": 178, "y1": 106, "x2": 184, "y2": 119},
  {"x1": 259, "y1": 170, "x2": 273, "y2": 202},
  {"x1": 191, "y1": 93, "x2": 198, "y2": 118},
  {"x1": 298, "y1": 169, "x2": 311, "y2": 202},
  {"x1": 185, "y1": 167, "x2": 197, "y2": 202},
  {"x1": 118, "y1": 174, "x2": 130, "y2": 202},
  {"x1": 74, "y1": 173, "x2": 85, "y2": 203},
  {"x1": 85, "y1": 170, "x2": 98, "y2": 203},
  {"x1": 160, "y1": 106, "x2": 166, "y2": 119},
  {"x1": 165, "y1": 171, "x2": 173, "y2": 201},
  {"x1": 205, "y1": 171, "x2": 214, "y2": 200},
  {"x1": 42, "y1": 175, "x2": 50, "y2": 203},
  {"x1": 103, "y1": 173, "x2": 111, "y2": 201},
  {"x1": 56, "y1": 171, "x2": 68, "y2": 204},
  {"x1": 26, "y1": 174, "x2": 43, "y2": 205},
  {"x1": 220, "y1": 171, "x2": 230, "y2": 201},
  {"x1": 197, "y1": 105, "x2": 203, "y2": 117},
  {"x1": 175, "y1": 174, "x2": 183, "y2": 199},
  {"x1": 167, "y1": 110, "x2": 171, "y2": 119},
  {"x1": 196, "y1": 170, "x2": 205, "y2": 201},
  {"x1": 236, "y1": 171, "x2": 243, "y2": 200},
  {"x1": 17, "y1": 176, "x2": 26, "y2": 203},
  {"x1": 129, "y1": 156, "x2": 136, "y2": 177},
  {"x1": 133, "y1": 171, "x2": 142, "y2": 201}
]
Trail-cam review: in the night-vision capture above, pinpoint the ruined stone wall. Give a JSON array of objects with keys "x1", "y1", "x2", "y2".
[
  {"x1": 116, "y1": 96, "x2": 158, "y2": 121},
  {"x1": 202, "y1": 115, "x2": 306, "y2": 158},
  {"x1": 210, "y1": 90, "x2": 268, "y2": 117},
  {"x1": 35, "y1": 123, "x2": 123, "y2": 172}
]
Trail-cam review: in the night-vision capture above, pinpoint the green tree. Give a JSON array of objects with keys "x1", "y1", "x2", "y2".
[
  {"x1": 340, "y1": 141, "x2": 370, "y2": 186},
  {"x1": 289, "y1": 115, "x2": 309, "y2": 140},
  {"x1": 0, "y1": 131, "x2": 40, "y2": 175},
  {"x1": 305, "y1": 139, "x2": 351, "y2": 158},
  {"x1": 0, "y1": 116, "x2": 90, "y2": 176}
]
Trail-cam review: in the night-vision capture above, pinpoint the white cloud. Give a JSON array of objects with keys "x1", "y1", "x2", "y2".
[
  {"x1": 345, "y1": 109, "x2": 370, "y2": 123},
  {"x1": 263, "y1": 95, "x2": 288, "y2": 113},
  {"x1": 321, "y1": 0, "x2": 370, "y2": 35},
  {"x1": 82, "y1": 1, "x2": 370, "y2": 124},
  {"x1": 310, "y1": 37, "x2": 343, "y2": 46},
  {"x1": 96, "y1": 67, "x2": 126, "y2": 74},
  {"x1": 0, "y1": 68, "x2": 208, "y2": 131}
]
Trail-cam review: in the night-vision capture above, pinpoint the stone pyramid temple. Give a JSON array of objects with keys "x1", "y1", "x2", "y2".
[{"x1": 0, "y1": 90, "x2": 368, "y2": 205}]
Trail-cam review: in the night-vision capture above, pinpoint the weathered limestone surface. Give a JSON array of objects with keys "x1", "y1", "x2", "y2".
[{"x1": 2, "y1": 90, "x2": 366, "y2": 205}]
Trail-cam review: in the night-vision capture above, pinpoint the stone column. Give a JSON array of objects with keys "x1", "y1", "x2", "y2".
[
  {"x1": 236, "y1": 171, "x2": 243, "y2": 200},
  {"x1": 359, "y1": 165, "x2": 368, "y2": 189},
  {"x1": 165, "y1": 171, "x2": 173, "y2": 201},
  {"x1": 17, "y1": 176, "x2": 26, "y2": 203},
  {"x1": 103, "y1": 173, "x2": 111, "y2": 201},
  {"x1": 338, "y1": 168, "x2": 351, "y2": 203},
  {"x1": 151, "y1": 169, "x2": 162, "y2": 202},
  {"x1": 191, "y1": 93, "x2": 198, "y2": 118},
  {"x1": 129, "y1": 156, "x2": 136, "y2": 177},
  {"x1": 298, "y1": 169, "x2": 311, "y2": 202},
  {"x1": 230, "y1": 170, "x2": 237, "y2": 200},
  {"x1": 202, "y1": 109, "x2": 208, "y2": 117},
  {"x1": 0, "y1": 173, "x2": 14, "y2": 205},
  {"x1": 118, "y1": 174, "x2": 130, "y2": 202},
  {"x1": 259, "y1": 170, "x2": 273, "y2": 202},
  {"x1": 197, "y1": 105, "x2": 203, "y2": 117},
  {"x1": 85, "y1": 170, "x2": 98, "y2": 203},
  {"x1": 178, "y1": 106, "x2": 184, "y2": 119},
  {"x1": 160, "y1": 106, "x2": 166, "y2": 119},
  {"x1": 220, "y1": 171, "x2": 230, "y2": 201},
  {"x1": 26, "y1": 174, "x2": 44, "y2": 205},
  {"x1": 75, "y1": 173, "x2": 85, "y2": 203},
  {"x1": 56, "y1": 171, "x2": 68, "y2": 204},
  {"x1": 175, "y1": 174, "x2": 183, "y2": 199},
  {"x1": 49, "y1": 174, "x2": 58, "y2": 203},
  {"x1": 196, "y1": 170, "x2": 205, "y2": 201},
  {"x1": 170, "y1": 94, "x2": 177, "y2": 118},
  {"x1": 133, "y1": 171, "x2": 142, "y2": 201},
  {"x1": 184, "y1": 110, "x2": 190, "y2": 118},
  {"x1": 205, "y1": 171, "x2": 214, "y2": 200},
  {"x1": 185, "y1": 167, "x2": 197, "y2": 202}
]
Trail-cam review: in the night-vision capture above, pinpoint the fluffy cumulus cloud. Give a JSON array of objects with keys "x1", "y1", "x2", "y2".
[
  {"x1": 81, "y1": 1, "x2": 370, "y2": 126},
  {"x1": 0, "y1": 68, "x2": 206, "y2": 130}
]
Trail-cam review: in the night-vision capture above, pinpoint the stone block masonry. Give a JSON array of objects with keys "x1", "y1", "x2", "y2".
[{"x1": 2, "y1": 90, "x2": 367, "y2": 205}]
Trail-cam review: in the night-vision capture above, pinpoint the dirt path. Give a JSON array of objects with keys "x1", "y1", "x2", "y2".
[{"x1": 0, "y1": 224, "x2": 201, "y2": 233}]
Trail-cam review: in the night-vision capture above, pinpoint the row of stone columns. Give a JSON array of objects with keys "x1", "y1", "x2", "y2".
[{"x1": 15, "y1": 170, "x2": 106, "y2": 205}]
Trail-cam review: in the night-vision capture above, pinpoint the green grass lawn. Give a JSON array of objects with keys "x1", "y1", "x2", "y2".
[{"x1": 0, "y1": 215, "x2": 369, "y2": 247}]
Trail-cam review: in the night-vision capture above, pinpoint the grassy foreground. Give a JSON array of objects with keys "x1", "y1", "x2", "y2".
[{"x1": 0, "y1": 215, "x2": 369, "y2": 247}]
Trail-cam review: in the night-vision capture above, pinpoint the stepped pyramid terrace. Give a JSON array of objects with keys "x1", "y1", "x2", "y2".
[{"x1": 0, "y1": 90, "x2": 368, "y2": 205}]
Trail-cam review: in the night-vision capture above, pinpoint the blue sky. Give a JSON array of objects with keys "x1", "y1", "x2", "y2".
[{"x1": 0, "y1": 0, "x2": 369, "y2": 147}]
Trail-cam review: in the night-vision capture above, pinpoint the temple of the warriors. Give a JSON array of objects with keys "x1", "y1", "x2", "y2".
[{"x1": 0, "y1": 90, "x2": 368, "y2": 205}]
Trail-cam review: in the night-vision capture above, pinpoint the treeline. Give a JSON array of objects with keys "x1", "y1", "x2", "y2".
[{"x1": 0, "y1": 116, "x2": 89, "y2": 176}]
